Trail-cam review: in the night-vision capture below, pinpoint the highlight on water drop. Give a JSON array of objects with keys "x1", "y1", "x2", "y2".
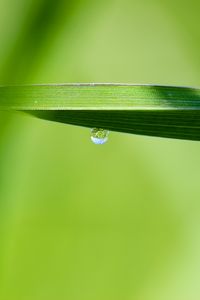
[{"x1": 90, "y1": 128, "x2": 109, "y2": 145}]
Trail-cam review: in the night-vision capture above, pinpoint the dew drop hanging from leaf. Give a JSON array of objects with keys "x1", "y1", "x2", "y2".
[{"x1": 90, "y1": 128, "x2": 109, "y2": 145}]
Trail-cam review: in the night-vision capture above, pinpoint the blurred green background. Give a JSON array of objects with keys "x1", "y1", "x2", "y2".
[{"x1": 1, "y1": 0, "x2": 200, "y2": 299}]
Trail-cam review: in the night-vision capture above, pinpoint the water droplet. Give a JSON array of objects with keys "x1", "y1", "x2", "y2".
[{"x1": 91, "y1": 128, "x2": 109, "y2": 145}]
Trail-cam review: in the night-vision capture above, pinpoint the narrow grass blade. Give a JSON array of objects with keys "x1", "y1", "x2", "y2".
[{"x1": 1, "y1": 83, "x2": 200, "y2": 141}]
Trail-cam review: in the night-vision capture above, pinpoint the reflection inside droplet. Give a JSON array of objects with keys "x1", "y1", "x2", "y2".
[{"x1": 91, "y1": 128, "x2": 109, "y2": 145}]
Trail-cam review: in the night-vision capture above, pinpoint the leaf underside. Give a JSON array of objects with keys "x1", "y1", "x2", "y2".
[{"x1": 1, "y1": 83, "x2": 200, "y2": 141}]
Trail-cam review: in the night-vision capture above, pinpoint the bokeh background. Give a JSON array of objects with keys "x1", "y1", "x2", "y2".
[{"x1": 1, "y1": 1, "x2": 200, "y2": 299}]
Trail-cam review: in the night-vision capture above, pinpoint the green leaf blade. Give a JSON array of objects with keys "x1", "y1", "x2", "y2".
[{"x1": 1, "y1": 83, "x2": 200, "y2": 141}]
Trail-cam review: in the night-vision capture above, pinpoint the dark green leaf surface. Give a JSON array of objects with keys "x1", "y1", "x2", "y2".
[{"x1": 1, "y1": 83, "x2": 200, "y2": 141}]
